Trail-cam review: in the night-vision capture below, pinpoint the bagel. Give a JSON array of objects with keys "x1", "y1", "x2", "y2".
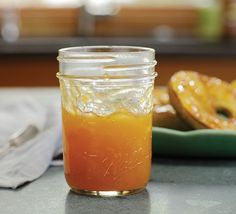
[
  {"x1": 232, "y1": 80, "x2": 236, "y2": 89},
  {"x1": 168, "y1": 71, "x2": 236, "y2": 130},
  {"x1": 153, "y1": 86, "x2": 170, "y2": 106},
  {"x1": 153, "y1": 87, "x2": 190, "y2": 130}
]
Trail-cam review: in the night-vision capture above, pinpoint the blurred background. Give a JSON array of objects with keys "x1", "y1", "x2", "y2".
[{"x1": 0, "y1": 0, "x2": 235, "y2": 86}]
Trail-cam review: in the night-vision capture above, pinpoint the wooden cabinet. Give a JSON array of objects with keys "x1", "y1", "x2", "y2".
[{"x1": 0, "y1": 54, "x2": 235, "y2": 86}]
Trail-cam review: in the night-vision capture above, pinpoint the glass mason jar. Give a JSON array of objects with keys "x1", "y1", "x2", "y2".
[{"x1": 57, "y1": 46, "x2": 157, "y2": 197}]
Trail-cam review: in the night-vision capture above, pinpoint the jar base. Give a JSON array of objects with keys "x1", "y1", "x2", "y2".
[{"x1": 71, "y1": 188, "x2": 145, "y2": 197}]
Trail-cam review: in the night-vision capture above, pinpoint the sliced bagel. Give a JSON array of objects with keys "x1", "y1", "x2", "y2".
[
  {"x1": 168, "y1": 71, "x2": 236, "y2": 130},
  {"x1": 153, "y1": 86, "x2": 190, "y2": 130}
]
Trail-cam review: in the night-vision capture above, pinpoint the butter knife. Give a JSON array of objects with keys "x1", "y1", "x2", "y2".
[{"x1": 0, "y1": 124, "x2": 39, "y2": 157}]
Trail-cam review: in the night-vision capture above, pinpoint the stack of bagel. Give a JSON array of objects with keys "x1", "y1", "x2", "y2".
[{"x1": 153, "y1": 71, "x2": 236, "y2": 131}]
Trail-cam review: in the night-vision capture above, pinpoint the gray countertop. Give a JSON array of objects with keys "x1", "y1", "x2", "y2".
[
  {"x1": 1, "y1": 37, "x2": 236, "y2": 56},
  {"x1": 1, "y1": 88, "x2": 236, "y2": 214},
  {"x1": 1, "y1": 159, "x2": 236, "y2": 214}
]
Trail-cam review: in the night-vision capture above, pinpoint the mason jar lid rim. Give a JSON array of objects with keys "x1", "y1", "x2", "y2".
[{"x1": 58, "y1": 45, "x2": 156, "y2": 56}]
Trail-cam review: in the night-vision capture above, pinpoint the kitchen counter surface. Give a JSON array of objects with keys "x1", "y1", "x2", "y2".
[
  {"x1": 0, "y1": 88, "x2": 236, "y2": 214},
  {"x1": 1, "y1": 159, "x2": 236, "y2": 214},
  {"x1": 1, "y1": 37, "x2": 236, "y2": 56}
]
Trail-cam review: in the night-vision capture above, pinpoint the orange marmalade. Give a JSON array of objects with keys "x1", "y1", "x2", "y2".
[{"x1": 62, "y1": 107, "x2": 152, "y2": 192}]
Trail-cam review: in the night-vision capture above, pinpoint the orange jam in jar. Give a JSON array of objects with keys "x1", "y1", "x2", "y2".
[
  {"x1": 63, "y1": 108, "x2": 152, "y2": 193},
  {"x1": 57, "y1": 46, "x2": 156, "y2": 196}
]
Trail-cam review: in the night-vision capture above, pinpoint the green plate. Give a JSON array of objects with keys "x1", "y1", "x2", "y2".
[{"x1": 152, "y1": 127, "x2": 236, "y2": 158}]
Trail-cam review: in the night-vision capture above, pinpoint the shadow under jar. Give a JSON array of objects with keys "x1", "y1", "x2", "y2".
[{"x1": 57, "y1": 46, "x2": 157, "y2": 197}]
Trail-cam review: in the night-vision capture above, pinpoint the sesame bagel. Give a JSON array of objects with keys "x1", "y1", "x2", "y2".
[
  {"x1": 168, "y1": 71, "x2": 236, "y2": 130},
  {"x1": 152, "y1": 86, "x2": 190, "y2": 130},
  {"x1": 232, "y1": 80, "x2": 236, "y2": 89}
]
